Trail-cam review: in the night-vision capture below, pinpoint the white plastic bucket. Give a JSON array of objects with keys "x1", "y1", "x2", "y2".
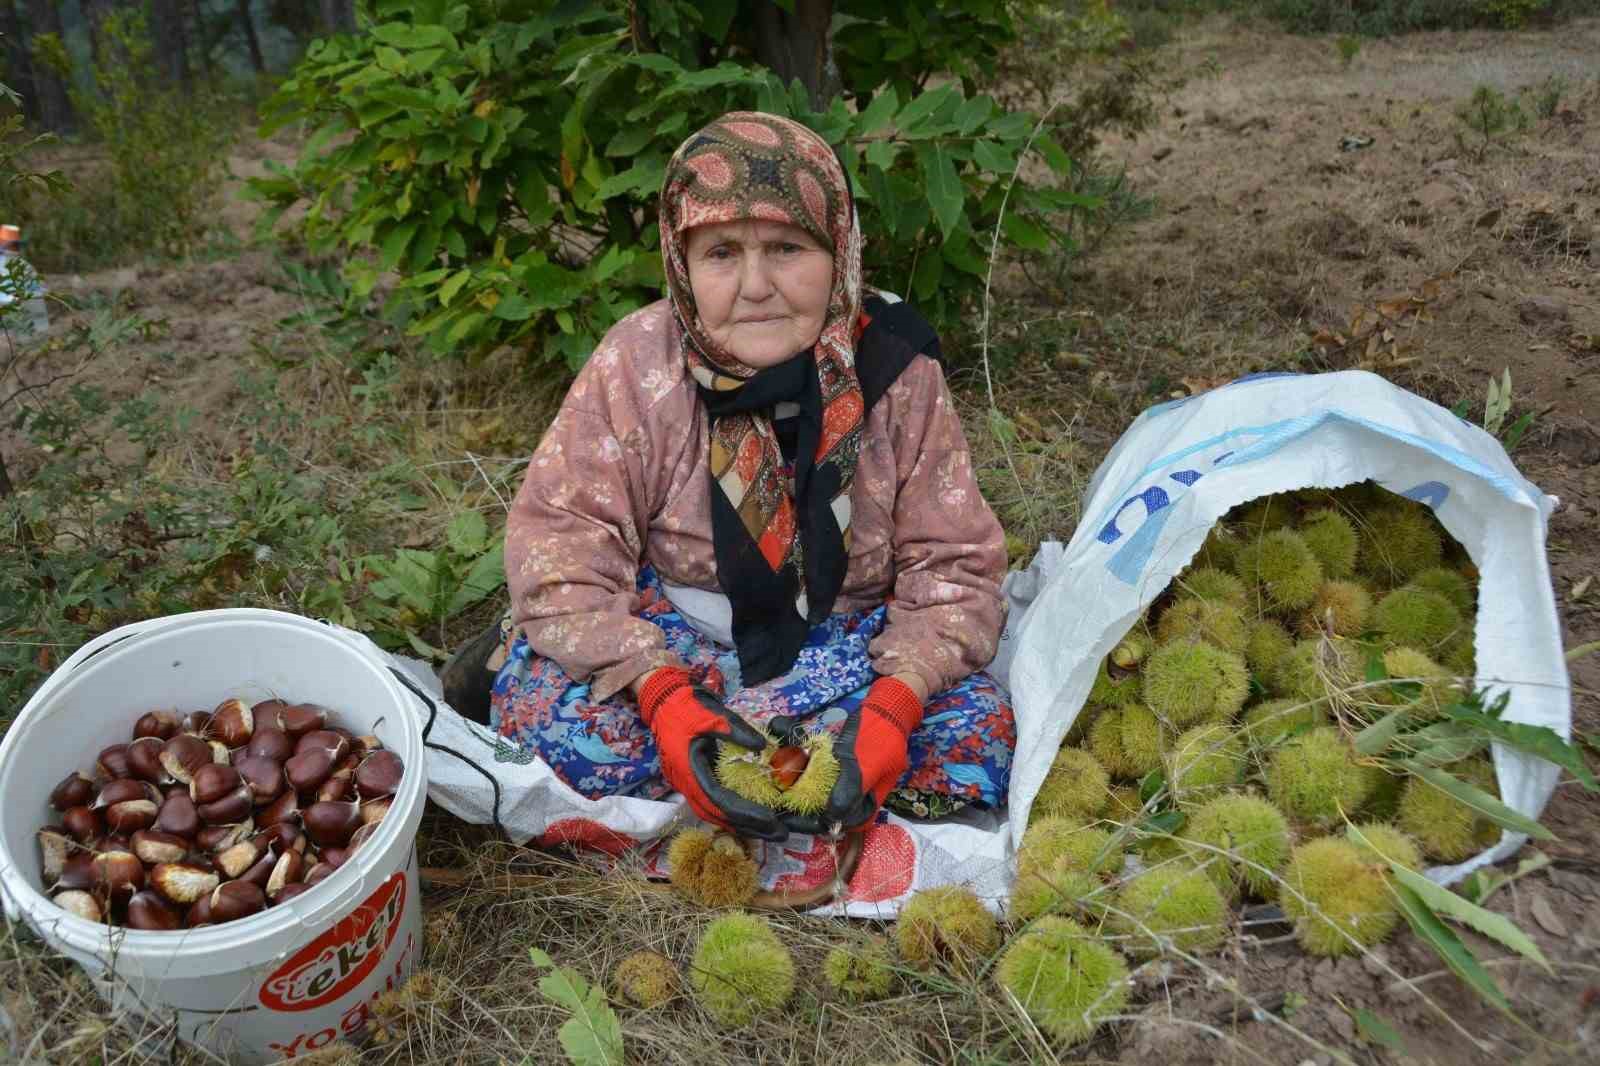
[{"x1": 0, "y1": 609, "x2": 428, "y2": 1063}]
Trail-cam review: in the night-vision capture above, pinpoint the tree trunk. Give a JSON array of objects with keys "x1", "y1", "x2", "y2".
[
  {"x1": 22, "y1": 0, "x2": 74, "y2": 133},
  {"x1": 0, "y1": 0, "x2": 40, "y2": 122},
  {"x1": 150, "y1": 0, "x2": 190, "y2": 87},
  {"x1": 748, "y1": 0, "x2": 838, "y2": 111},
  {"x1": 187, "y1": 0, "x2": 214, "y2": 77},
  {"x1": 235, "y1": 0, "x2": 264, "y2": 72},
  {"x1": 82, "y1": 0, "x2": 123, "y2": 70},
  {"x1": 318, "y1": 0, "x2": 355, "y2": 33}
]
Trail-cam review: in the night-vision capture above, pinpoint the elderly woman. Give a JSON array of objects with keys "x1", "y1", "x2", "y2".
[{"x1": 460, "y1": 112, "x2": 1012, "y2": 841}]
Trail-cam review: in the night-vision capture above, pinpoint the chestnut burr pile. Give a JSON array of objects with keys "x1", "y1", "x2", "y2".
[{"x1": 36, "y1": 699, "x2": 403, "y2": 930}]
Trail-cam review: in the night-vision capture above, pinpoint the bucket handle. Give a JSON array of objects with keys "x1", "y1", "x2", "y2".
[
  {"x1": 386, "y1": 666, "x2": 508, "y2": 841},
  {"x1": 20, "y1": 615, "x2": 178, "y2": 716}
]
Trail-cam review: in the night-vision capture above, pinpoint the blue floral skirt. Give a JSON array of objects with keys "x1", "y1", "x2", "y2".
[{"x1": 489, "y1": 567, "x2": 1015, "y2": 818}]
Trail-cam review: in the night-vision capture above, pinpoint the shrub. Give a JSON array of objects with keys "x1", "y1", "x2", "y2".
[
  {"x1": 253, "y1": 0, "x2": 1117, "y2": 369},
  {"x1": 19, "y1": 10, "x2": 235, "y2": 267}
]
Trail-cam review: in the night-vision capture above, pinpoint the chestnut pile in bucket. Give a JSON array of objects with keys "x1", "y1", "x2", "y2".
[{"x1": 36, "y1": 699, "x2": 403, "y2": 930}]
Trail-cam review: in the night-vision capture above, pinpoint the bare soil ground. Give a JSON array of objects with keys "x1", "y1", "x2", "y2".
[{"x1": 4, "y1": 14, "x2": 1598, "y2": 1066}]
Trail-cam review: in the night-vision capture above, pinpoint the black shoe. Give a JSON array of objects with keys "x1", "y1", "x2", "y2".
[{"x1": 440, "y1": 620, "x2": 504, "y2": 725}]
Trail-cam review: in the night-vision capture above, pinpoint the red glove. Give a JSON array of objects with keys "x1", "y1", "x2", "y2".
[
  {"x1": 780, "y1": 676, "x2": 923, "y2": 833},
  {"x1": 639, "y1": 668, "x2": 785, "y2": 840}
]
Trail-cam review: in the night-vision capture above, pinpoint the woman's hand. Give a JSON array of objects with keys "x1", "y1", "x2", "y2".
[
  {"x1": 779, "y1": 675, "x2": 924, "y2": 834},
  {"x1": 636, "y1": 668, "x2": 787, "y2": 840}
]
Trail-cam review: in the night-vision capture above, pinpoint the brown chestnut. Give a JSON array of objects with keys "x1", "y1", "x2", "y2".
[
  {"x1": 355, "y1": 750, "x2": 404, "y2": 799},
  {"x1": 302, "y1": 801, "x2": 361, "y2": 847},
  {"x1": 92, "y1": 849, "x2": 145, "y2": 902},
  {"x1": 351, "y1": 734, "x2": 383, "y2": 758},
  {"x1": 303, "y1": 862, "x2": 334, "y2": 886},
  {"x1": 62, "y1": 805, "x2": 104, "y2": 844},
  {"x1": 49, "y1": 771, "x2": 96, "y2": 811},
  {"x1": 216, "y1": 837, "x2": 265, "y2": 879},
  {"x1": 150, "y1": 862, "x2": 220, "y2": 904},
  {"x1": 160, "y1": 735, "x2": 211, "y2": 785},
  {"x1": 131, "y1": 829, "x2": 190, "y2": 866},
  {"x1": 266, "y1": 850, "x2": 304, "y2": 898},
  {"x1": 320, "y1": 846, "x2": 350, "y2": 869},
  {"x1": 241, "y1": 849, "x2": 278, "y2": 889},
  {"x1": 37, "y1": 826, "x2": 71, "y2": 882},
  {"x1": 244, "y1": 726, "x2": 294, "y2": 763},
  {"x1": 284, "y1": 748, "x2": 336, "y2": 793},
  {"x1": 359, "y1": 797, "x2": 391, "y2": 827},
  {"x1": 181, "y1": 710, "x2": 214, "y2": 737},
  {"x1": 190, "y1": 764, "x2": 243, "y2": 805},
  {"x1": 198, "y1": 787, "x2": 253, "y2": 826},
  {"x1": 125, "y1": 891, "x2": 181, "y2": 931},
  {"x1": 155, "y1": 792, "x2": 200, "y2": 838},
  {"x1": 209, "y1": 880, "x2": 265, "y2": 923},
  {"x1": 56, "y1": 852, "x2": 96, "y2": 891},
  {"x1": 125, "y1": 736, "x2": 172, "y2": 784},
  {"x1": 259, "y1": 823, "x2": 304, "y2": 855},
  {"x1": 276, "y1": 703, "x2": 327, "y2": 739},
  {"x1": 349, "y1": 821, "x2": 380, "y2": 852},
  {"x1": 96, "y1": 744, "x2": 131, "y2": 780},
  {"x1": 272, "y1": 881, "x2": 312, "y2": 904},
  {"x1": 186, "y1": 894, "x2": 214, "y2": 927},
  {"x1": 54, "y1": 889, "x2": 103, "y2": 922},
  {"x1": 105, "y1": 798, "x2": 159, "y2": 834},
  {"x1": 234, "y1": 754, "x2": 285, "y2": 803},
  {"x1": 202, "y1": 818, "x2": 254, "y2": 853},
  {"x1": 133, "y1": 710, "x2": 181, "y2": 741},
  {"x1": 316, "y1": 770, "x2": 354, "y2": 804},
  {"x1": 210, "y1": 698, "x2": 254, "y2": 747},
  {"x1": 295, "y1": 730, "x2": 349, "y2": 761},
  {"x1": 257, "y1": 790, "x2": 301, "y2": 828},
  {"x1": 94, "y1": 778, "x2": 158, "y2": 808}
]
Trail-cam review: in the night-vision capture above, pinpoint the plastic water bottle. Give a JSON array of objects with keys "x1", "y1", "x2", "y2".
[{"x1": 0, "y1": 223, "x2": 50, "y2": 344}]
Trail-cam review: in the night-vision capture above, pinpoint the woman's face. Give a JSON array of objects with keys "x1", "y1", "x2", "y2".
[{"x1": 684, "y1": 219, "x2": 834, "y2": 370}]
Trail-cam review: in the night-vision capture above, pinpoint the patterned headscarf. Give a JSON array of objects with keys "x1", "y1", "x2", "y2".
[{"x1": 659, "y1": 112, "x2": 867, "y2": 684}]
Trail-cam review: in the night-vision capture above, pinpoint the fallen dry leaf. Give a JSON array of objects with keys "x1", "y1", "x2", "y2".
[
  {"x1": 1572, "y1": 575, "x2": 1594, "y2": 601},
  {"x1": 1530, "y1": 893, "x2": 1568, "y2": 938}
]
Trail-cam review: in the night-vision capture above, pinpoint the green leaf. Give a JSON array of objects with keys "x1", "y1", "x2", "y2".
[
  {"x1": 954, "y1": 94, "x2": 994, "y2": 135},
  {"x1": 1444, "y1": 703, "x2": 1599, "y2": 792},
  {"x1": 1354, "y1": 709, "x2": 1409, "y2": 756},
  {"x1": 380, "y1": 221, "x2": 419, "y2": 271},
  {"x1": 1398, "y1": 762, "x2": 1554, "y2": 841},
  {"x1": 895, "y1": 84, "x2": 957, "y2": 135},
  {"x1": 1137, "y1": 767, "x2": 1166, "y2": 805},
  {"x1": 492, "y1": 292, "x2": 534, "y2": 321},
  {"x1": 1457, "y1": 852, "x2": 1550, "y2": 906},
  {"x1": 528, "y1": 947, "x2": 624, "y2": 1066},
  {"x1": 438, "y1": 269, "x2": 472, "y2": 307},
  {"x1": 915, "y1": 143, "x2": 963, "y2": 238},
  {"x1": 451, "y1": 543, "x2": 506, "y2": 614},
  {"x1": 1036, "y1": 134, "x2": 1073, "y2": 174},
  {"x1": 1391, "y1": 881, "x2": 1510, "y2": 1012},
  {"x1": 864, "y1": 139, "x2": 900, "y2": 173},
  {"x1": 700, "y1": 0, "x2": 739, "y2": 42},
  {"x1": 594, "y1": 157, "x2": 665, "y2": 200},
  {"x1": 371, "y1": 22, "x2": 459, "y2": 52},
  {"x1": 1401, "y1": 721, "x2": 1487, "y2": 766},
  {"x1": 972, "y1": 139, "x2": 1016, "y2": 174},
  {"x1": 1001, "y1": 212, "x2": 1049, "y2": 252},
  {"x1": 447, "y1": 511, "x2": 490, "y2": 556},
  {"x1": 856, "y1": 88, "x2": 899, "y2": 135},
  {"x1": 604, "y1": 125, "x2": 655, "y2": 158},
  {"x1": 1385, "y1": 861, "x2": 1551, "y2": 972},
  {"x1": 1353, "y1": 1009, "x2": 1409, "y2": 1054}
]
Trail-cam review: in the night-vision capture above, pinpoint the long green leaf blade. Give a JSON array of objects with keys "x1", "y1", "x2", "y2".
[
  {"x1": 1444, "y1": 704, "x2": 1599, "y2": 791},
  {"x1": 1390, "y1": 882, "x2": 1509, "y2": 1012},
  {"x1": 916, "y1": 143, "x2": 963, "y2": 238},
  {"x1": 1386, "y1": 864, "x2": 1551, "y2": 971},
  {"x1": 1399, "y1": 762, "x2": 1554, "y2": 841}
]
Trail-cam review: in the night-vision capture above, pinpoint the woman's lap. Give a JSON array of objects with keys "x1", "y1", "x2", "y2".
[{"x1": 489, "y1": 567, "x2": 1015, "y2": 814}]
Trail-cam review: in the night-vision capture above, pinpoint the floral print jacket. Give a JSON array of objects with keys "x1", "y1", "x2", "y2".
[{"x1": 504, "y1": 299, "x2": 1007, "y2": 703}]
